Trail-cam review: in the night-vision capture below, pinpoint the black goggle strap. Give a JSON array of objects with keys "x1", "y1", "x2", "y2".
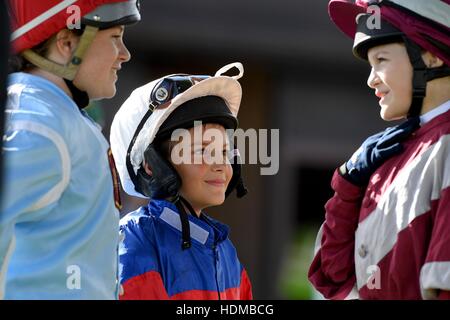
[
  {"x1": 174, "y1": 196, "x2": 193, "y2": 250},
  {"x1": 126, "y1": 82, "x2": 176, "y2": 192},
  {"x1": 149, "y1": 78, "x2": 175, "y2": 111},
  {"x1": 125, "y1": 108, "x2": 153, "y2": 191},
  {"x1": 150, "y1": 75, "x2": 210, "y2": 110}
]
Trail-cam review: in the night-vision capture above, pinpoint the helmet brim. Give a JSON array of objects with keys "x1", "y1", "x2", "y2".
[
  {"x1": 82, "y1": 0, "x2": 141, "y2": 29},
  {"x1": 154, "y1": 96, "x2": 238, "y2": 144},
  {"x1": 329, "y1": 1, "x2": 405, "y2": 60},
  {"x1": 328, "y1": 0, "x2": 366, "y2": 39},
  {"x1": 353, "y1": 14, "x2": 404, "y2": 60}
]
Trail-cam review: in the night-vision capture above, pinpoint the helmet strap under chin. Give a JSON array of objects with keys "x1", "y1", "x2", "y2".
[
  {"x1": 64, "y1": 78, "x2": 90, "y2": 109},
  {"x1": 174, "y1": 196, "x2": 196, "y2": 250},
  {"x1": 21, "y1": 25, "x2": 98, "y2": 109},
  {"x1": 403, "y1": 37, "x2": 427, "y2": 118},
  {"x1": 22, "y1": 25, "x2": 98, "y2": 81}
]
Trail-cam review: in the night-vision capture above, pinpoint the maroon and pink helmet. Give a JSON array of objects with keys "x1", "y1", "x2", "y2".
[{"x1": 328, "y1": 0, "x2": 450, "y2": 117}]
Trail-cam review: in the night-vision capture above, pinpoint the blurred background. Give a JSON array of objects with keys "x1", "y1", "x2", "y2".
[{"x1": 86, "y1": 0, "x2": 388, "y2": 299}]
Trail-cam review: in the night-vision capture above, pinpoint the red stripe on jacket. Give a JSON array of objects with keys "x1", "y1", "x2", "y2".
[{"x1": 120, "y1": 269, "x2": 252, "y2": 300}]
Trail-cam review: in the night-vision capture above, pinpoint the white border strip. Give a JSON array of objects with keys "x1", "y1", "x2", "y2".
[
  {"x1": 420, "y1": 261, "x2": 450, "y2": 300},
  {"x1": 11, "y1": 0, "x2": 79, "y2": 41},
  {"x1": 10, "y1": 121, "x2": 71, "y2": 210},
  {"x1": 313, "y1": 223, "x2": 324, "y2": 256},
  {"x1": 389, "y1": 0, "x2": 450, "y2": 28},
  {"x1": 159, "y1": 207, "x2": 210, "y2": 245},
  {"x1": 344, "y1": 285, "x2": 360, "y2": 300}
]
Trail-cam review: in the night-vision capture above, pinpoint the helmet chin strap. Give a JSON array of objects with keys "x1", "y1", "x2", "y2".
[
  {"x1": 403, "y1": 37, "x2": 450, "y2": 118},
  {"x1": 174, "y1": 196, "x2": 196, "y2": 250},
  {"x1": 64, "y1": 78, "x2": 90, "y2": 109},
  {"x1": 21, "y1": 25, "x2": 98, "y2": 109}
]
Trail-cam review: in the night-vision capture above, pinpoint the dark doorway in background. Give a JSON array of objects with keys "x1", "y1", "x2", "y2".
[{"x1": 296, "y1": 165, "x2": 335, "y2": 225}]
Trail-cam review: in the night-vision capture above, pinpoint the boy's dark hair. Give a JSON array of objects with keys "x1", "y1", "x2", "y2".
[{"x1": 155, "y1": 138, "x2": 172, "y2": 160}]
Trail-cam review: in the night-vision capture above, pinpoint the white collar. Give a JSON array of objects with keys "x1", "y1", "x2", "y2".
[{"x1": 420, "y1": 100, "x2": 450, "y2": 125}]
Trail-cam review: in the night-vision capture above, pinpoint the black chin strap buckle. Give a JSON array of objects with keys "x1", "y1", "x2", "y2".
[
  {"x1": 409, "y1": 67, "x2": 427, "y2": 118},
  {"x1": 182, "y1": 240, "x2": 191, "y2": 250},
  {"x1": 412, "y1": 68, "x2": 427, "y2": 99}
]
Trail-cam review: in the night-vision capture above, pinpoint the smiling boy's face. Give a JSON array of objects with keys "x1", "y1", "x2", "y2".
[
  {"x1": 366, "y1": 42, "x2": 414, "y2": 121},
  {"x1": 168, "y1": 123, "x2": 232, "y2": 216}
]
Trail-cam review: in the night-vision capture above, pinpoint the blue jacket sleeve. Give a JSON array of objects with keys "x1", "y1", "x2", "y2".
[
  {"x1": 0, "y1": 126, "x2": 65, "y2": 298},
  {"x1": 119, "y1": 215, "x2": 170, "y2": 299}
]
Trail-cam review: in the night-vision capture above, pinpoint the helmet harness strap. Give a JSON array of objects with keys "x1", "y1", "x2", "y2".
[
  {"x1": 175, "y1": 196, "x2": 195, "y2": 250},
  {"x1": 21, "y1": 25, "x2": 99, "y2": 109},
  {"x1": 403, "y1": 36, "x2": 450, "y2": 118}
]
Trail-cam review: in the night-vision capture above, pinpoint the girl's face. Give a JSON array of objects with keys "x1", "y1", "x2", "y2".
[
  {"x1": 367, "y1": 42, "x2": 413, "y2": 121},
  {"x1": 73, "y1": 26, "x2": 130, "y2": 100},
  {"x1": 169, "y1": 123, "x2": 233, "y2": 216}
]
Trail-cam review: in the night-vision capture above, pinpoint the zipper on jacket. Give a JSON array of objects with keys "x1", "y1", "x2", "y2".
[
  {"x1": 201, "y1": 214, "x2": 222, "y2": 300},
  {"x1": 213, "y1": 243, "x2": 221, "y2": 300}
]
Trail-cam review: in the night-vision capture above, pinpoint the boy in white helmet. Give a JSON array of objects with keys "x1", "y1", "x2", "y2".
[
  {"x1": 309, "y1": 0, "x2": 450, "y2": 300},
  {"x1": 0, "y1": 0, "x2": 140, "y2": 299},
  {"x1": 110, "y1": 63, "x2": 252, "y2": 299}
]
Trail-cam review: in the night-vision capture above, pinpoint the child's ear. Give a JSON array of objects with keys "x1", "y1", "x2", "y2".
[
  {"x1": 423, "y1": 51, "x2": 444, "y2": 68},
  {"x1": 143, "y1": 161, "x2": 153, "y2": 176},
  {"x1": 54, "y1": 29, "x2": 79, "y2": 61}
]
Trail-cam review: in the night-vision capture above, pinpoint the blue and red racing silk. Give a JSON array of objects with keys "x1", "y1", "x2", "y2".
[{"x1": 119, "y1": 199, "x2": 252, "y2": 300}]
